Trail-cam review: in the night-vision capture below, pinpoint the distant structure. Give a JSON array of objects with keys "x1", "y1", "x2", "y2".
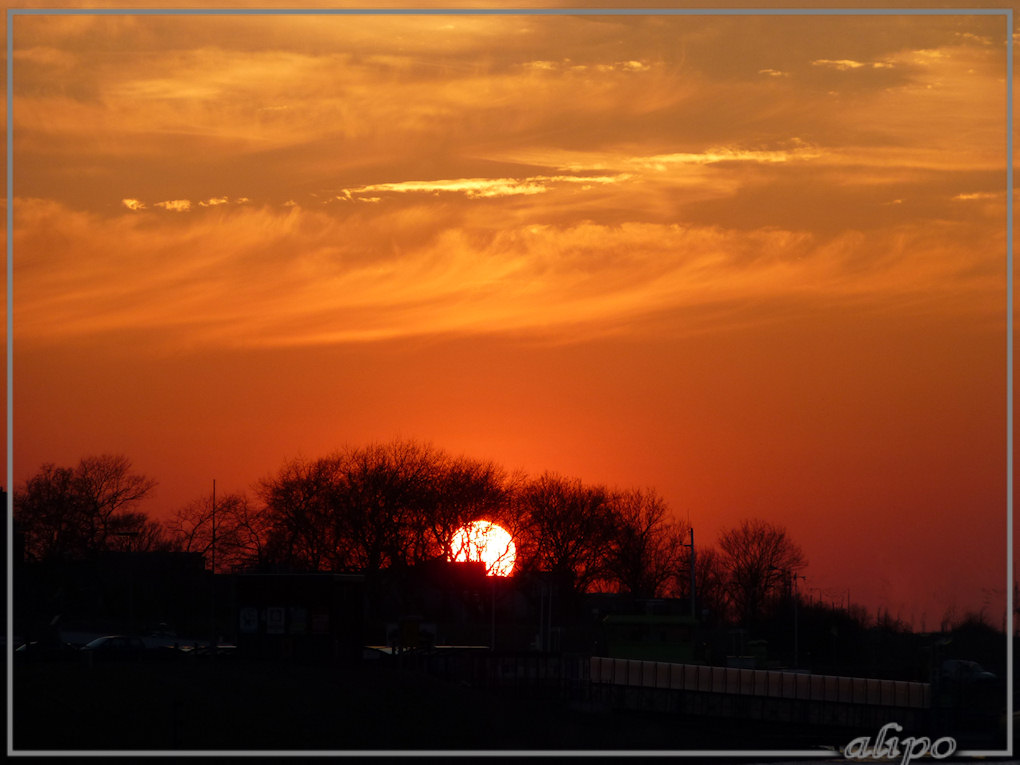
[{"x1": 233, "y1": 572, "x2": 366, "y2": 662}]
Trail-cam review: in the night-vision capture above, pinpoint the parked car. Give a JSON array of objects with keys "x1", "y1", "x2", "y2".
[
  {"x1": 940, "y1": 659, "x2": 997, "y2": 684},
  {"x1": 14, "y1": 640, "x2": 80, "y2": 661},
  {"x1": 184, "y1": 643, "x2": 238, "y2": 660},
  {"x1": 79, "y1": 635, "x2": 147, "y2": 661}
]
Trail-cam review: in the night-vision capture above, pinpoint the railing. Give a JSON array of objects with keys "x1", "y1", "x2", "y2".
[{"x1": 590, "y1": 656, "x2": 930, "y2": 709}]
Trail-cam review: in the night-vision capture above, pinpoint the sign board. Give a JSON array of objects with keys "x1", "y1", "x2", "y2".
[{"x1": 239, "y1": 607, "x2": 259, "y2": 634}]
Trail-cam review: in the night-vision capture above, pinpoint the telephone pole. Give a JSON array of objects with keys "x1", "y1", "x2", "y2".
[{"x1": 684, "y1": 527, "x2": 696, "y2": 620}]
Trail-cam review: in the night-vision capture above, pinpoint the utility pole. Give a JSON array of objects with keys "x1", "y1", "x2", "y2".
[
  {"x1": 789, "y1": 573, "x2": 806, "y2": 669},
  {"x1": 684, "y1": 527, "x2": 696, "y2": 620},
  {"x1": 793, "y1": 574, "x2": 802, "y2": 669},
  {"x1": 770, "y1": 566, "x2": 804, "y2": 669}
]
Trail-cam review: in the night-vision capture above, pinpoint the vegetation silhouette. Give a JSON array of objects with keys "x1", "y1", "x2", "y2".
[
  {"x1": 11, "y1": 441, "x2": 1007, "y2": 649},
  {"x1": 15, "y1": 454, "x2": 163, "y2": 562},
  {"x1": 12, "y1": 443, "x2": 1010, "y2": 751}
]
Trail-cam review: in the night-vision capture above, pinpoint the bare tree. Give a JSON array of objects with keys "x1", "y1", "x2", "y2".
[
  {"x1": 718, "y1": 518, "x2": 806, "y2": 626},
  {"x1": 672, "y1": 545, "x2": 729, "y2": 622},
  {"x1": 426, "y1": 455, "x2": 516, "y2": 563},
  {"x1": 165, "y1": 490, "x2": 270, "y2": 572},
  {"x1": 514, "y1": 472, "x2": 618, "y2": 596},
  {"x1": 606, "y1": 488, "x2": 687, "y2": 599},
  {"x1": 258, "y1": 440, "x2": 507, "y2": 574},
  {"x1": 331, "y1": 440, "x2": 446, "y2": 572},
  {"x1": 14, "y1": 454, "x2": 160, "y2": 561},
  {"x1": 258, "y1": 454, "x2": 347, "y2": 571}
]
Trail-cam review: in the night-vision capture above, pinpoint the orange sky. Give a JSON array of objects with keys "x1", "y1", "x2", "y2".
[{"x1": 7, "y1": 3, "x2": 1012, "y2": 630}]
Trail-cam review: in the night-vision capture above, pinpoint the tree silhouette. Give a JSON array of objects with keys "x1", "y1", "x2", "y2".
[
  {"x1": 258, "y1": 453, "x2": 347, "y2": 571},
  {"x1": 257, "y1": 441, "x2": 513, "y2": 574},
  {"x1": 605, "y1": 488, "x2": 687, "y2": 599},
  {"x1": 165, "y1": 490, "x2": 269, "y2": 573},
  {"x1": 514, "y1": 472, "x2": 618, "y2": 596},
  {"x1": 718, "y1": 517, "x2": 806, "y2": 627},
  {"x1": 417, "y1": 454, "x2": 517, "y2": 564},
  {"x1": 671, "y1": 544, "x2": 729, "y2": 622},
  {"x1": 14, "y1": 454, "x2": 161, "y2": 562}
]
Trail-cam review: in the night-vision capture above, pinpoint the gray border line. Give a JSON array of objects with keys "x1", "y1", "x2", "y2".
[
  {"x1": 7, "y1": 4, "x2": 14, "y2": 760},
  {"x1": 5, "y1": 5, "x2": 1014, "y2": 760},
  {"x1": 1005, "y1": 3, "x2": 1015, "y2": 761}
]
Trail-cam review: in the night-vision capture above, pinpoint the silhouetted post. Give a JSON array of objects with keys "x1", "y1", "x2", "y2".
[
  {"x1": 685, "y1": 527, "x2": 696, "y2": 619},
  {"x1": 793, "y1": 574, "x2": 804, "y2": 669},
  {"x1": 769, "y1": 565, "x2": 803, "y2": 668}
]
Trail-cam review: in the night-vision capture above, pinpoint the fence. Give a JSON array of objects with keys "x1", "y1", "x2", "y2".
[
  {"x1": 396, "y1": 650, "x2": 935, "y2": 730},
  {"x1": 589, "y1": 656, "x2": 931, "y2": 729}
]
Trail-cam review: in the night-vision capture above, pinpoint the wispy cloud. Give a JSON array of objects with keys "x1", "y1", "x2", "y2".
[
  {"x1": 953, "y1": 191, "x2": 1000, "y2": 201},
  {"x1": 11, "y1": 13, "x2": 1008, "y2": 352},
  {"x1": 338, "y1": 173, "x2": 626, "y2": 202},
  {"x1": 154, "y1": 199, "x2": 192, "y2": 213},
  {"x1": 523, "y1": 58, "x2": 653, "y2": 74},
  {"x1": 812, "y1": 58, "x2": 893, "y2": 71},
  {"x1": 13, "y1": 198, "x2": 1003, "y2": 351}
]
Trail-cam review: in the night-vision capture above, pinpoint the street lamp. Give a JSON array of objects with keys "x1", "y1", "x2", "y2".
[
  {"x1": 683, "y1": 528, "x2": 696, "y2": 620},
  {"x1": 769, "y1": 566, "x2": 805, "y2": 669},
  {"x1": 791, "y1": 573, "x2": 806, "y2": 669}
]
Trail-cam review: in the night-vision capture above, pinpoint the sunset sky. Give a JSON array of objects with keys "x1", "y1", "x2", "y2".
[{"x1": 7, "y1": 2, "x2": 1012, "y2": 630}]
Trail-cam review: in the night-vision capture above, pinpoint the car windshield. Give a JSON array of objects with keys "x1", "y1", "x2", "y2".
[{"x1": 83, "y1": 637, "x2": 112, "y2": 649}]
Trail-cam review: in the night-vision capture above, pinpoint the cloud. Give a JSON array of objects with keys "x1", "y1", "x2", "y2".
[
  {"x1": 121, "y1": 196, "x2": 250, "y2": 212},
  {"x1": 10, "y1": 14, "x2": 1008, "y2": 353},
  {"x1": 953, "y1": 191, "x2": 1000, "y2": 201},
  {"x1": 339, "y1": 173, "x2": 626, "y2": 202},
  {"x1": 522, "y1": 58, "x2": 653, "y2": 74},
  {"x1": 155, "y1": 199, "x2": 192, "y2": 212},
  {"x1": 630, "y1": 145, "x2": 821, "y2": 169},
  {"x1": 347, "y1": 178, "x2": 548, "y2": 200},
  {"x1": 811, "y1": 58, "x2": 893, "y2": 71},
  {"x1": 12, "y1": 198, "x2": 1004, "y2": 352}
]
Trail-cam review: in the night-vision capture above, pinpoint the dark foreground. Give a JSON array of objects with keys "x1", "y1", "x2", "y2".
[{"x1": 10, "y1": 655, "x2": 1014, "y2": 758}]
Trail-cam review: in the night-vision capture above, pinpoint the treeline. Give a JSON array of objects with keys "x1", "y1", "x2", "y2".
[{"x1": 13, "y1": 442, "x2": 806, "y2": 627}]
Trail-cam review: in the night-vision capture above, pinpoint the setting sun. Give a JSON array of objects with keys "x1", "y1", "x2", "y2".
[{"x1": 450, "y1": 520, "x2": 517, "y2": 577}]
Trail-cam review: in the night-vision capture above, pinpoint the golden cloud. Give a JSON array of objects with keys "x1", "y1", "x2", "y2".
[
  {"x1": 154, "y1": 200, "x2": 192, "y2": 212},
  {"x1": 12, "y1": 198, "x2": 1004, "y2": 351}
]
